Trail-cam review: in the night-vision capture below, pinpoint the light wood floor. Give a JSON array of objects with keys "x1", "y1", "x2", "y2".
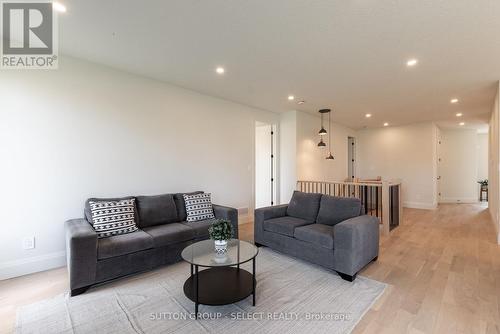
[{"x1": 1, "y1": 204, "x2": 499, "y2": 334}]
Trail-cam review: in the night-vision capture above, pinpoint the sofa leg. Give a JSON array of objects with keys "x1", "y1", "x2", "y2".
[
  {"x1": 71, "y1": 286, "x2": 90, "y2": 297},
  {"x1": 373, "y1": 256, "x2": 378, "y2": 262},
  {"x1": 337, "y1": 272, "x2": 357, "y2": 282}
]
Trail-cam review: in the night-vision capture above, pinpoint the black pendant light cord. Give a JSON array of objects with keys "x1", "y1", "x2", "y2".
[{"x1": 326, "y1": 109, "x2": 334, "y2": 160}]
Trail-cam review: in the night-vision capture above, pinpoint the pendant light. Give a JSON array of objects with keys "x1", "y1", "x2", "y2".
[
  {"x1": 326, "y1": 109, "x2": 334, "y2": 160},
  {"x1": 317, "y1": 137, "x2": 326, "y2": 148},
  {"x1": 318, "y1": 109, "x2": 328, "y2": 136}
]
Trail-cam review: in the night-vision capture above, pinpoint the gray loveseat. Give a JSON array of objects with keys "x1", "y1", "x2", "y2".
[
  {"x1": 65, "y1": 192, "x2": 238, "y2": 296},
  {"x1": 254, "y1": 191, "x2": 379, "y2": 281}
]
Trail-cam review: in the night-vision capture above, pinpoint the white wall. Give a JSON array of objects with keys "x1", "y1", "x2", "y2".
[
  {"x1": 278, "y1": 110, "x2": 357, "y2": 203},
  {"x1": 356, "y1": 122, "x2": 438, "y2": 209},
  {"x1": 279, "y1": 111, "x2": 297, "y2": 204},
  {"x1": 489, "y1": 82, "x2": 500, "y2": 243},
  {"x1": 477, "y1": 133, "x2": 488, "y2": 181},
  {"x1": 438, "y1": 129, "x2": 478, "y2": 203},
  {"x1": 296, "y1": 111, "x2": 357, "y2": 182},
  {"x1": 0, "y1": 56, "x2": 279, "y2": 279}
]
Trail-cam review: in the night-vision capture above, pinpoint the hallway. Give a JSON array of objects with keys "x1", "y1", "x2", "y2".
[{"x1": 355, "y1": 204, "x2": 499, "y2": 333}]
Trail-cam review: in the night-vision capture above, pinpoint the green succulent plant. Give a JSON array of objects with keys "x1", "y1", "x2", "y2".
[
  {"x1": 478, "y1": 179, "x2": 488, "y2": 186},
  {"x1": 208, "y1": 219, "x2": 233, "y2": 241}
]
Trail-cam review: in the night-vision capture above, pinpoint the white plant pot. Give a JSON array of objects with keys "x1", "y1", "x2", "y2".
[
  {"x1": 214, "y1": 252, "x2": 228, "y2": 264},
  {"x1": 214, "y1": 240, "x2": 228, "y2": 254}
]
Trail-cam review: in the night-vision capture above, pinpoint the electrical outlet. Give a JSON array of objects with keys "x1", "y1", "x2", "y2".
[{"x1": 22, "y1": 236, "x2": 35, "y2": 250}]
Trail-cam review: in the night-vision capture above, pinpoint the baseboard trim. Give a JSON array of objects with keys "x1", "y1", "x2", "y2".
[
  {"x1": 0, "y1": 251, "x2": 66, "y2": 280},
  {"x1": 403, "y1": 201, "x2": 438, "y2": 210},
  {"x1": 439, "y1": 198, "x2": 479, "y2": 204}
]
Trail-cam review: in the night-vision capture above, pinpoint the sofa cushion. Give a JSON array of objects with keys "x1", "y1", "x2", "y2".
[
  {"x1": 136, "y1": 194, "x2": 178, "y2": 228},
  {"x1": 263, "y1": 216, "x2": 313, "y2": 237},
  {"x1": 174, "y1": 191, "x2": 204, "y2": 221},
  {"x1": 88, "y1": 199, "x2": 139, "y2": 238},
  {"x1": 286, "y1": 191, "x2": 322, "y2": 221},
  {"x1": 97, "y1": 230, "x2": 154, "y2": 260},
  {"x1": 182, "y1": 219, "x2": 217, "y2": 239},
  {"x1": 294, "y1": 224, "x2": 334, "y2": 249},
  {"x1": 183, "y1": 193, "x2": 215, "y2": 222},
  {"x1": 85, "y1": 196, "x2": 138, "y2": 225},
  {"x1": 316, "y1": 195, "x2": 361, "y2": 226},
  {"x1": 143, "y1": 223, "x2": 195, "y2": 247}
]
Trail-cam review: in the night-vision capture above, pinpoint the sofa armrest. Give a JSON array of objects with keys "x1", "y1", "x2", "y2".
[
  {"x1": 333, "y1": 215, "x2": 379, "y2": 276},
  {"x1": 212, "y1": 204, "x2": 239, "y2": 238},
  {"x1": 254, "y1": 204, "x2": 288, "y2": 222},
  {"x1": 254, "y1": 204, "x2": 288, "y2": 243},
  {"x1": 65, "y1": 218, "x2": 98, "y2": 291}
]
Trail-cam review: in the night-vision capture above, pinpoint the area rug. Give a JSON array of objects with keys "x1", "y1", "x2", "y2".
[{"x1": 16, "y1": 248, "x2": 386, "y2": 334}]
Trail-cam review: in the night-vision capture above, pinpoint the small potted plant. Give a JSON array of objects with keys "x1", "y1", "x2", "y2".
[
  {"x1": 478, "y1": 179, "x2": 488, "y2": 187},
  {"x1": 208, "y1": 219, "x2": 233, "y2": 254}
]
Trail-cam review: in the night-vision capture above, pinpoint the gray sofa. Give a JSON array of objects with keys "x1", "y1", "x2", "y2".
[
  {"x1": 65, "y1": 192, "x2": 238, "y2": 296},
  {"x1": 254, "y1": 191, "x2": 379, "y2": 281}
]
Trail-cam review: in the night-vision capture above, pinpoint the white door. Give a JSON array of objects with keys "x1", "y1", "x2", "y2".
[{"x1": 255, "y1": 122, "x2": 276, "y2": 208}]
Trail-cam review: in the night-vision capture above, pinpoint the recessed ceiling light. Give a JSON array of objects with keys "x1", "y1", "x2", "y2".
[
  {"x1": 459, "y1": 122, "x2": 465, "y2": 126},
  {"x1": 288, "y1": 95, "x2": 295, "y2": 101},
  {"x1": 365, "y1": 113, "x2": 372, "y2": 118},
  {"x1": 406, "y1": 59, "x2": 418, "y2": 67},
  {"x1": 297, "y1": 100, "x2": 305, "y2": 105},
  {"x1": 383, "y1": 122, "x2": 389, "y2": 127},
  {"x1": 215, "y1": 67, "x2": 225, "y2": 74},
  {"x1": 450, "y1": 98, "x2": 459, "y2": 104},
  {"x1": 456, "y1": 112, "x2": 463, "y2": 117},
  {"x1": 53, "y1": 2, "x2": 67, "y2": 12}
]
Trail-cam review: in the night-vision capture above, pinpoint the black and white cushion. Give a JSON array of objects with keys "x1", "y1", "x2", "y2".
[
  {"x1": 88, "y1": 199, "x2": 138, "y2": 238},
  {"x1": 183, "y1": 193, "x2": 215, "y2": 222}
]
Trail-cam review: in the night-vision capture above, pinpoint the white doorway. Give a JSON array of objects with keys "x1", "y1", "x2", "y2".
[
  {"x1": 437, "y1": 127, "x2": 488, "y2": 204},
  {"x1": 255, "y1": 122, "x2": 277, "y2": 208}
]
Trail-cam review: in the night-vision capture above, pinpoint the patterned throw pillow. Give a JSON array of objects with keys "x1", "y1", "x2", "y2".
[
  {"x1": 88, "y1": 199, "x2": 138, "y2": 238},
  {"x1": 183, "y1": 193, "x2": 215, "y2": 222}
]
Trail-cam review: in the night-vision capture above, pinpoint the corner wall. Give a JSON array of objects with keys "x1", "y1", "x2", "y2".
[
  {"x1": 489, "y1": 81, "x2": 500, "y2": 243},
  {"x1": 279, "y1": 111, "x2": 297, "y2": 204},
  {"x1": 278, "y1": 110, "x2": 357, "y2": 203},
  {"x1": 356, "y1": 122, "x2": 438, "y2": 209},
  {"x1": 296, "y1": 111, "x2": 357, "y2": 182}
]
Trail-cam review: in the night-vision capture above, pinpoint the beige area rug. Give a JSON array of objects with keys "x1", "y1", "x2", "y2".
[{"x1": 16, "y1": 248, "x2": 386, "y2": 334}]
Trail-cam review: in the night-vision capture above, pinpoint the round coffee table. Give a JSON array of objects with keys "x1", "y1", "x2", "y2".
[{"x1": 181, "y1": 239, "x2": 259, "y2": 318}]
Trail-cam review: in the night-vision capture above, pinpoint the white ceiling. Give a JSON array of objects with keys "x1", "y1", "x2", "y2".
[{"x1": 59, "y1": 0, "x2": 500, "y2": 130}]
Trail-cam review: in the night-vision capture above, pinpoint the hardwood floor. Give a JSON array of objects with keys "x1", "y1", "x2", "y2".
[
  {"x1": 355, "y1": 203, "x2": 500, "y2": 334},
  {"x1": 1, "y1": 204, "x2": 499, "y2": 334},
  {"x1": 0, "y1": 267, "x2": 67, "y2": 334}
]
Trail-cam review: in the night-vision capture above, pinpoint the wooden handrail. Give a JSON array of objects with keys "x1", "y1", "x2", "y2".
[
  {"x1": 296, "y1": 179, "x2": 402, "y2": 235},
  {"x1": 298, "y1": 179, "x2": 402, "y2": 187}
]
